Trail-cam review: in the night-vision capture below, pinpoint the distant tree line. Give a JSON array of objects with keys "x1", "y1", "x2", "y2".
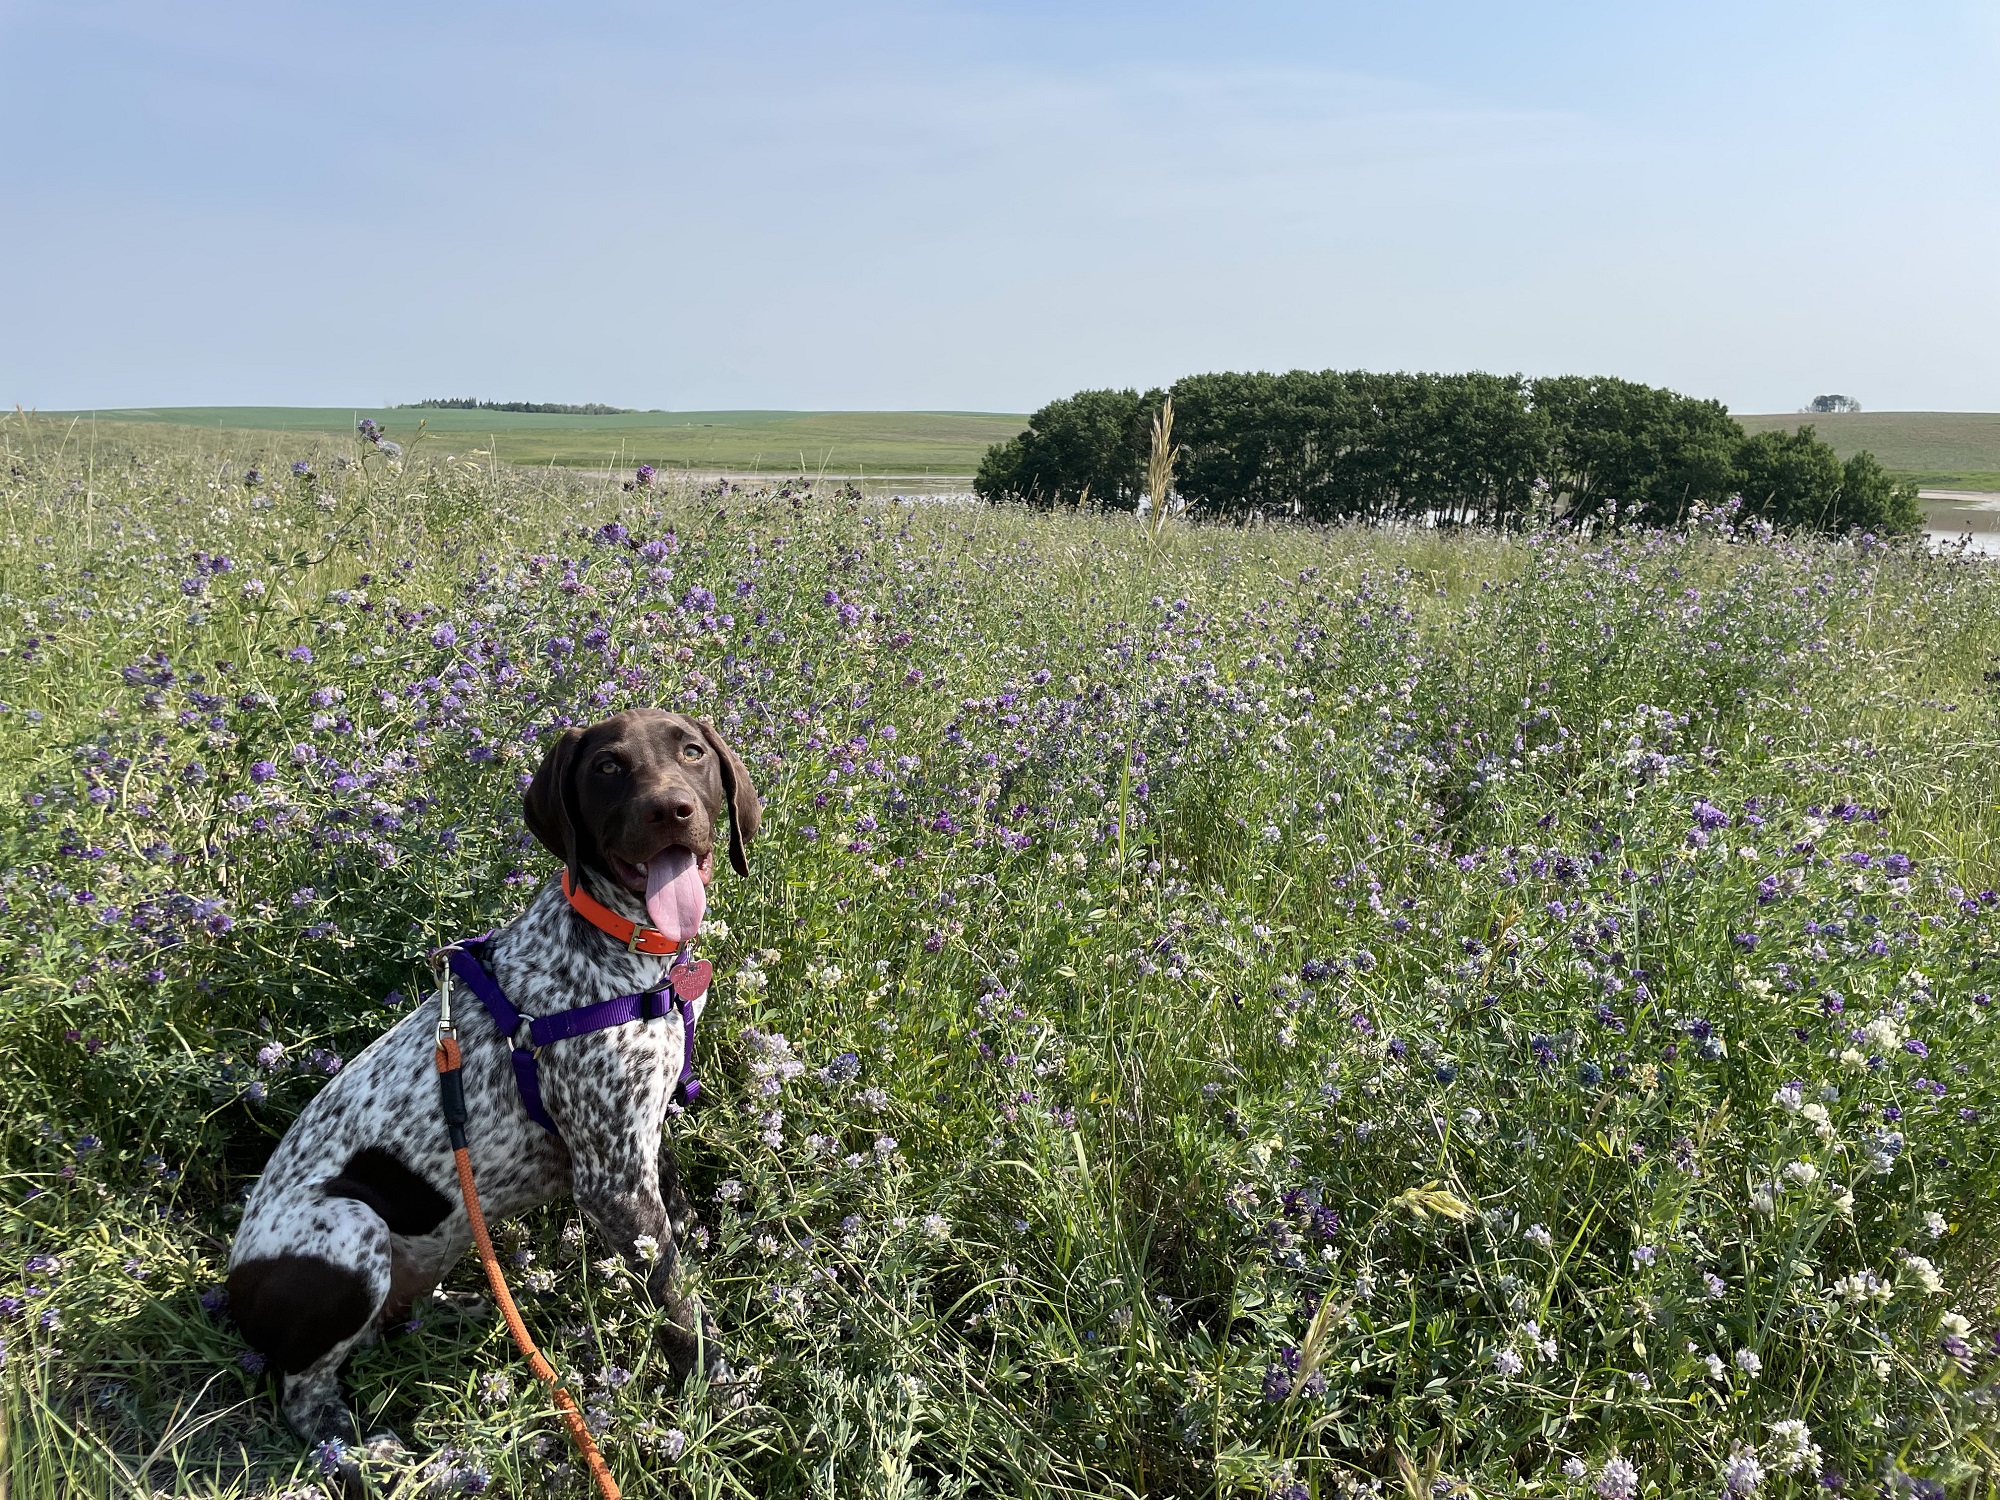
[
  {"x1": 402, "y1": 398, "x2": 637, "y2": 415},
  {"x1": 975, "y1": 372, "x2": 1922, "y2": 535}
]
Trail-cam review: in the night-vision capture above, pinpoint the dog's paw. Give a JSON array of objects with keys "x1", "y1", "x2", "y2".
[
  {"x1": 706, "y1": 1358, "x2": 759, "y2": 1411},
  {"x1": 359, "y1": 1429, "x2": 407, "y2": 1463}
]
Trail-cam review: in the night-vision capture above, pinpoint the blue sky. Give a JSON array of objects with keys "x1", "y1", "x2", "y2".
[{"x1": 2, "y1": 1, "x2": 1995, "y2": 413}]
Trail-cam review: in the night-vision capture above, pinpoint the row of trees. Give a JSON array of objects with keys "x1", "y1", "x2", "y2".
[
  {"x1": 403, "y1": 398, "x2": 636, "y2": 414},
  {"x1": 974, "y1": 372, "x2": 1922, "y2": 535}
]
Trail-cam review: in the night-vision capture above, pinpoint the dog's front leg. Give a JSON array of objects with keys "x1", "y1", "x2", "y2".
[
  {"x1": 571, "y1": 1148, "x2": 728, "y2": 1384},
  {"x1": 657, "y1": 1134, "x2": 696, "y2": 1241}
]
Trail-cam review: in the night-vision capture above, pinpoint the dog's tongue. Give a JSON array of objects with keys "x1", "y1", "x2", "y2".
[{"x1": 644, "y1": 848, "x2": 706, "y2": 945}]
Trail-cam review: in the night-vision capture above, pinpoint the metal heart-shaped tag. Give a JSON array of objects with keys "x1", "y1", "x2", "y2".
[{"x1": 669, "y1": 959, "x2": 713, "y2": 1002}]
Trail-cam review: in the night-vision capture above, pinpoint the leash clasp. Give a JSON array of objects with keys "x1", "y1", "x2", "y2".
[{"x1": 429, "y1": 944, "x2": 460, "y2": 1047}]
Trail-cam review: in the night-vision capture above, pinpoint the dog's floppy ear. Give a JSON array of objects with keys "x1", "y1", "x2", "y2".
[
  {"x1": 523, "y1": 726, "x2": 586, "y2": 888},
  {"x1": 694, "y1": 717, "x2": 759, "y2": 877}
]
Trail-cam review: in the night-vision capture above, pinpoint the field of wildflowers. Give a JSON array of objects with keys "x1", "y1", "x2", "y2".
[{"x1": 2, "y1": 414, "x2": 1998, "y2": 1499}]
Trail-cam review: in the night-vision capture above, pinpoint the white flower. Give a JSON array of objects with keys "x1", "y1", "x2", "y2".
[
  {"x1": 1782, "y1": 1160, "x2": 1818, "y2": 1188},
  {"x1": 1734, "y1": 1347, "x2": 1761, "y2": 1376},
  {"x1": 1800, "y1": 1102, "x2": 1832, "y2": 1137},
  {"x1": 756, "y1": 1234, "x2": 780, "y2": 1257},
  {"x1": 1749, "y1": 1187, "x2": 1776, "y2": 1216},
  {"x1": 920, "y1": 1213, "x2": 951, "y2": 1242},
  {"x1": 1834, "y1": 1269, "x2": 1892, "y2": 1304},
  {"x1": 1492, "y1": 1347, "x2": 1525, "y2": 1377},
  {"x1": 1772, "y1": 1086, "x2": 1803, "y2": 1113},
  {"x1": 1862, "y1": 1015, "x2": 1903, "y2": 1053},
  {"x1": 1562, "y1": 1457, "x2": 1589, "y2": 1482},
  {"x1": 872, "y1": 1135, "x2": 898, "y2": 1159},
  {"x1": 1941, "y1": 1311, "x2": 1971, "y2": 1338},
  {"x1": 1924, "y1": 1211, "x2": 1947, "y2": 1240},
  {"x1": 703, "y1": 916, "x2": 731, "y2": 942},
  {"x1": 1838, "y1": 1047, "x2": 1867, "y2": 1072},
  {"x1": 1595, "y1": 1456, "x2": 1639, "y2": 1500},
  {"x1": 1904, "y1": 1255, "x2": 1943, "y2": 1295},
  {"x1": 1832, "y1": 1188, "x2": 1855, "y2": 1215},
  {"x1": 1705, "y1": 1353, "x2": 1726, "y2": 1380},
  {"x1": 632, "y1": 1235, "x2": 661, "y2": 1265},
  {"x1": 1525, "y1": 1223, "x2": 1554, "y2": 1250},
  {"x1": 593, "y1": 1256, "x2": 624, "y2": 1279},
  {"x1": 715, "y1": 1178, "x2": 744, "y2": 1203},
  {"x1": 1765, "y1": 1419, "x2": 1819, "y2": 1475}
]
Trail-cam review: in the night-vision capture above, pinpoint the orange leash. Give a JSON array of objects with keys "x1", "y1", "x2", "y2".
[{"x1": 435, "y1": 1031, "x2": 621, "y2": 1500}]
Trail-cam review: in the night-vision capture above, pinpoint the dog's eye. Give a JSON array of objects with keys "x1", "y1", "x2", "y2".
[
  {"x1": 681, "y1": 743, "x2": 704, "y2": 761},
  {"x1": 595, "y1": 758, "x2": 622, "y2": 775}
]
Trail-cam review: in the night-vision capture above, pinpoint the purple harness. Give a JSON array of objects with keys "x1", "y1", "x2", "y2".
[{"x1": 446, "y1": 938, "x2": 704, "y2": 1138}]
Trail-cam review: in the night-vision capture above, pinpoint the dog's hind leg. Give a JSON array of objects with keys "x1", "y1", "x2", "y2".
[{"x1": 228, "y1": 1198, "x2": 394, "y2": 1441}]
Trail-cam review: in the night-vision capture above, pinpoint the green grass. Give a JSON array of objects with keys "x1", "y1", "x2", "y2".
[
  {"x1": 36, "y1": 407, "x2": 1029, "y2": 479},
  {"x1": 1735, "y1": 412, "x2": 2000, "y2": 492},
  {"x1": 3, "y1": 412, "x2": 1999, "y2": 1498}
]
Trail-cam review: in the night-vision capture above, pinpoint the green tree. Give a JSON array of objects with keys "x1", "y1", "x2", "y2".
[
  {"x1": 973, "y1": 389, "x2": 1154, "y2": 509},
  {"x1": 1532, "y1": 376, "x2": 1740, "y2": 525},
  {"x1": 1834, "y1": 450, "x2": 1923, "y2": 535},
  {"x1": 1732, "y1": 426, "x2": 1846, "y2": 530}
]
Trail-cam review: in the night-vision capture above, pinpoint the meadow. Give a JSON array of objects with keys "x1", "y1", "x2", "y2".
[
  {"x1": 38, "y1": 410, "x2": 1030, "y2": 483},
  {"x1": 2, "y1": 411, "x2": 1999, "y2": 1499}
]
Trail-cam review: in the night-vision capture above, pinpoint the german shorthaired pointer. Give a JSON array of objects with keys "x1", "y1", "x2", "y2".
[{"x1": 228, "y1": 709, "x2": 759, "y2": 1446}]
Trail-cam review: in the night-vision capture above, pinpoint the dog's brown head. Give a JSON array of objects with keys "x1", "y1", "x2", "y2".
[{"x1": 523, "y1": 710, "x2": 760, "y2": 938}]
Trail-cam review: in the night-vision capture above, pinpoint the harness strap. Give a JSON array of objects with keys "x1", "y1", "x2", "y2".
[{"x1": 445, "y1": 940, "x2": 706, "y2": 1138}]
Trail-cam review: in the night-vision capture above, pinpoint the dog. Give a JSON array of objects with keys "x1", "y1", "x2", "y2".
[{"x1": 227, "y1": 708, "x2": 759, "y2": 1448}]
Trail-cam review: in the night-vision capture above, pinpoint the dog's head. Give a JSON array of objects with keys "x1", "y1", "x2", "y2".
[{"x1": 523, "y1": 710, "x2": 760, "y2": 938}]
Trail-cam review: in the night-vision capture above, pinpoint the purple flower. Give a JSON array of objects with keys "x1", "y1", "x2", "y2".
[
  {"x1": 249, "y1": 760, "x2": 276, "y2": 784},
  {"x1": 285, "y1": 646, "x2": 313, "y2": 664},
  {"x1": 239, "y1": 1349, "x2": 267, "y2": 1374},
  {"x1": 429, "y1": 623, "x2": 458, "y2": 649},
  {"x1": 1905, "y1": 1038, "x2": 1929, "y2": 1059},
  {"x1": 1691, "y1": 799, "x2": 1729, "y2": 830}
]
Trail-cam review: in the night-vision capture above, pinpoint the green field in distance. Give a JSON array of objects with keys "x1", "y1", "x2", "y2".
[
  {"x1": 38, "y1": 406, "x2": 1029, "y2": 478},
  {"x1": 1735, "y1": 410, "x2": 2000, "y2": 492}
]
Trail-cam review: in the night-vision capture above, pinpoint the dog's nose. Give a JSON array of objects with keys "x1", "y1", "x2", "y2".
[{"x1": 652, "y1": 795, "x2": 697, "y2": 826}]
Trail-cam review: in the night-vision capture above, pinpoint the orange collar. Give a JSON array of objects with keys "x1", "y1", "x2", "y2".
[{"x1": 561, "y1": 870, "x2": 682, "y2": 955}]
